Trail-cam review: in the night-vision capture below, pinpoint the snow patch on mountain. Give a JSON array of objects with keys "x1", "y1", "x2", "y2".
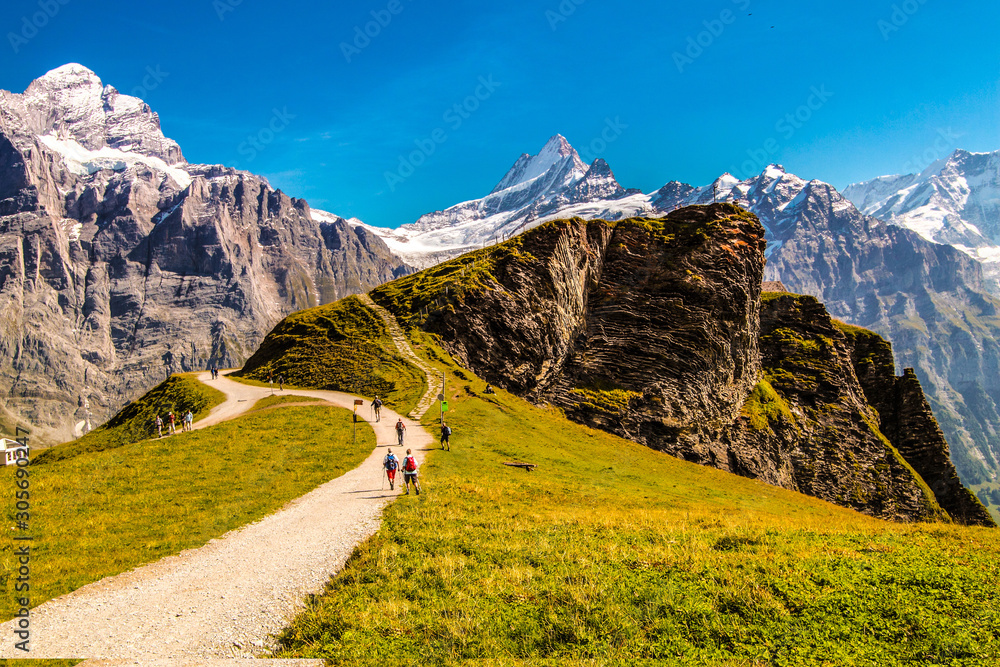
[
  {"x1": 844, "y1": 149, "x2": 1000, "y2": 285},
  {"x1": 365, "y1": 135, "x2": 644, "y2": 268},
  {"x1": 38, "y1": 134, "x2": 192, "y2": 189}
]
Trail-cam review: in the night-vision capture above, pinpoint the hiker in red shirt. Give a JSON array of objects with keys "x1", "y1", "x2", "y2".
[{"x1": 402, "y1": 449, "x2": 420, "y2": 495}]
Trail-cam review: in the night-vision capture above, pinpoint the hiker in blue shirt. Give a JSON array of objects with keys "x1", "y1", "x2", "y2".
[{"x1": 383, "y1": 448, "x2": 399, "y2": 490}]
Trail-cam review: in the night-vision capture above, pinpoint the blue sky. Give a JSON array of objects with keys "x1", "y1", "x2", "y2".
[{"x1": 1, "y1": 0, "x2": 998, "y2": 228}]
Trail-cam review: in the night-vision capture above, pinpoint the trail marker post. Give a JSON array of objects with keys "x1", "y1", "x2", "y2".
[
  {"x1": 439, "y1": 370, "x2": 446, "y2": 425},
  {"x1": 353, "y1": 399, "x2": 364, "y2": 446}
]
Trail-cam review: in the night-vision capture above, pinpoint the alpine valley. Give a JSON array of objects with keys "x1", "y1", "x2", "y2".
[
  {"x1": 0, "y1": 64, "x2": 409, "y2": 445},
  {"x1": 3, "y1": 65, "x2": 1000, "y2": 525}
]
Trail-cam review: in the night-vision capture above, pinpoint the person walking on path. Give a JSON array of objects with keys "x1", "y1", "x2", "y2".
[
  {"x1": 395, "y1": 418, "x2": 406, "y2": 446},
  {"x1": 184, "y1": 410, "x2": 194, "y2": 432},
  {"x1": 440, "y1": 422, "x2": 452, "y2": 451},
  {"x1": 167, "y1": 411, "x2": 176, "y2": 435},
  {"x1": 383, "y1": 448, "x2": 399, "y2": 491},
  {"x1": 278, "y1": 375, "x2": 285, "y2": 391},
  {"x1": 372, "y1": 396, "x2": 383, "y2": 422},
  {"x1": 155, "y1": 415, "x2": 163, "y2": 438},
  {"x1": 402, "y1": 449, "x2": 420, "y2": 495}
]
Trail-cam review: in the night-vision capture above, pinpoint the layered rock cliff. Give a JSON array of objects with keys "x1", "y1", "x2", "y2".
[
  {"x1": 0, "y1": 65, "x2": 409, "y2": 444},
  {"x1": 366, "y1": 205, "x2": 990, "y2": 525}
]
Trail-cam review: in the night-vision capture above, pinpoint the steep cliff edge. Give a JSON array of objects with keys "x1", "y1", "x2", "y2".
[
  {"x1": 362, "y1": 205, "x2": 986, "y2": 524},
  {"x1": 735, "y1": 294, "x2": 945, "y2": 522},
  {"x1": 838, "y1": 321, "x2": 994, "y2": 526}
]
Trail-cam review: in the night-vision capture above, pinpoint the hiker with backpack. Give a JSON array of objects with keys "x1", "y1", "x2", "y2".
[
  {"x1": 372, "y1": 396, "x2": 383, "y2": 422},
  {"x1": 383, "y1": 448, "x2": 399, "y2": 490},
  {"x1": 395, "y1": 418, "x2": 406, "y2": 445},
  {"x1": 184, "y1": 410, "x2": 194, "y2": 432},
  {"x1": 155, "y1": 415, "x2": 163, "y2": 438},
  {"x1": 402, "y1": 449, "x2": 420, "y2": 495},
  {"x1": 441, "y1": 422, "x2": 452, "y2": 451},
  {"x1": 167, "y1": 411, "x2": 176, "y2": 435}
]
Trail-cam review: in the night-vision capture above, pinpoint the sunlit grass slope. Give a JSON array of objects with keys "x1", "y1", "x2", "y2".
[
  {"x1": 236, "y1": 295, "x2": 424, "y2": 411},
  {"x1": 35, "y1": 374, "x2": 225, "y2": 465},
  {"x1": 275, "y1": 335, "x2": 1000, "y2": 666},
  {"x1": 1, "y1": 405, "x2": 373, "y2": 620}
]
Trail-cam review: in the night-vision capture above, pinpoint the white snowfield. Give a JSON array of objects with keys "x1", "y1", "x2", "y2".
[{"x1": 38, "y1": 134, "x2": 193, "y2": 189}]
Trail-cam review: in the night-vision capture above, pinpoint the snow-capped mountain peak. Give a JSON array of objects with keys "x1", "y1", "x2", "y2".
[
  {"x1": 490, "y1": 134, "x2": 587, "y2": 195},
  {"x1": 8, "y1": 62, "x2": 185, "y2": 166},
  {"x1": 371, "y1": 135, "x2": 648, "y2": 267},
  {"x1": 844, "y1": 148, "x2": 1000, "y2": 276}
]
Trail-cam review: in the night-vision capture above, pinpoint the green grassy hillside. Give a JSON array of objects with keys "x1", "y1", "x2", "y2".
[
  {"x1": 274, "y1": 335, "x2": 1000, "y2": 666},
  {"x1": 34, "y1": 374, "x2": 225, "y2": 465},
  {"x1": 1, "y1": 405, "x2": 373, "y2": 620},
  {"x1": 236, "y1": 295, "x2": 424, "y2": 411}
]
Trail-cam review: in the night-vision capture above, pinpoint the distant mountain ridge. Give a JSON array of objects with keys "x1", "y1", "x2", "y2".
[
  {"x1": 0, "y1": 64, "x2": 409, "y2": 444},
  {"x1": 844, "y1": 149, "x2": 1000, "y2": 291},
  {"x1": 361, "y1": 135, "x2": 650, "y2": 268}
]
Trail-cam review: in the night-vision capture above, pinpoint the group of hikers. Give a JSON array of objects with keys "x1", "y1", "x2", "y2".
[
  {"x1": 382, "y1": 447, "x2": 421, "y2": 494},
  {"x1": 208, "y1": 365, "x2": 220, "y2": 380},
  {"x1": 373, "y1": 395, "x2": 455, "y2": 496},
  {"x1": 154, "y1": 410, "x2": 194, "y2": 437}
]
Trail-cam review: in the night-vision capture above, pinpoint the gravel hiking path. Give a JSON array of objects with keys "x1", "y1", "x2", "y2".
[
  {"x1": 1, "y1": 320, "x2": 437, "y2": 661},
  {"x1": 358, "y1": 293, "x2": 441, "y2": 419}
]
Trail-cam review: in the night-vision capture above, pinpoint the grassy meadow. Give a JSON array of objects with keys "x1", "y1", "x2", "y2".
[
  {"x1": 0, "y1": 405, "x2": 374, "y2": 620},
  {"x1": 274, "y1": 335, "x2": 1000, "y2": 666},
  {"x1": 34, "y1": 373, "x2": 226, "y2": 466}
]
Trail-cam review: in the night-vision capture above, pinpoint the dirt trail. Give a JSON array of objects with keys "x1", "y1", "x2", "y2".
[
  {"x1": 358, "y1": 293, "x2": 442, "y2": 419},
  {"x1": 0, "y1": 305, "x2": 436, "y2": 661}
]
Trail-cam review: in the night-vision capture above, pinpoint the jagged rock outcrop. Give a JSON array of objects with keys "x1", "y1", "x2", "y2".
[
  {"x1": 368, "y1": 205, "x2": 989, "y2": 524},
  {"x1": 730, "y1": 294, "x2": 945, "y2": 522},
  {"x1": 840, "y1": 323, "x2": 994, "y2": 526},
  {"x1": 0, "y1": 64, "x2": 409, "y2": 444}
]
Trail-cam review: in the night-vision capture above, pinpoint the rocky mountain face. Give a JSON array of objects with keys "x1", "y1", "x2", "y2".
[
  {"x1": 0, "y1": 64, "x2": 409, "y2": 445},
  {"x1": 366, "y1": 205, "x2": 989, "y2": 525},
  {"x1": 714, "y1": 169, "x2": 1000, "y2": 497},
  {"x1": 844, "y1": 149, "x2": 1000, "y2": 291}
]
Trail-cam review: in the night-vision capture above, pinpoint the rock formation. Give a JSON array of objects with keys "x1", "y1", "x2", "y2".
[
  {"x1": 839, "y1": 322, "x2": 994, "y2": 526},
  {"x1": 362, "y1": 205, "x2": 991, "y2": 525}
]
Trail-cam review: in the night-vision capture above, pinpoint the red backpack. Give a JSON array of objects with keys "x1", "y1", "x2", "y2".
[{"x1": 404, "y1": 456, "x2": 417, "y2": 472}]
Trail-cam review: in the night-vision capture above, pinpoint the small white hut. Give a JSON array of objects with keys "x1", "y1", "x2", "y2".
[{"x1": 1, "y1": 438, "x2": 29, "y2": 466}]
